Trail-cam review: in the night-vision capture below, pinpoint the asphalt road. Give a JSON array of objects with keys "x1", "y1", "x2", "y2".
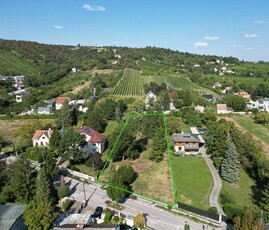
[{"x1": 65, "y1": 177, "x2": 227, "y2": 230}]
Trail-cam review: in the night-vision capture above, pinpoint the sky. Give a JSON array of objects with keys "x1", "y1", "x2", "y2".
[{"x1": 1, "y1": 0, "x2": 269, "y2": 61}]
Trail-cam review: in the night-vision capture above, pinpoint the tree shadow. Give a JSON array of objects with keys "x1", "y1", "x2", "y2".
[{"x1": 68, "y1": 182, "x2": 79, "y2": 196}]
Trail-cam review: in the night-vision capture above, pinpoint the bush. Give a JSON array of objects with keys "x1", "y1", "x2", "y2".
[
  {"x1": 104, "y1": 212, "x2": 113, "y2": 223},
  {"x1": 62, "y1": 199, "x2": 74, "y2": 212},
  {"x1": 220, "y1": 192, "x2": 234, "y2": 205},
  {"x1": 223, "y1": 204, "x2": 244, "y2": 218},
  {"x1": 69, "y1": 165, "x2": 79, "y2": 171},
  {"x1": 58, "y1": 186, "x2": 69, "y2": 199},
  {"x1": 112, "y1": 216, "x2": 120, "y2": 223},
  {"x1": 212, "y1": 157, "x2": 221, "y2": 170},
  {"x1": 84, "y1": 158, "x2": 93, "y2": 167},
  {"x1": 167, "y1": 204, "x2": 172, "y2": 211},
  {"x1": 129, "y1": 194, "x2": 137, "y2": 200},
  {"x1": 207, "y1": 207, "x2": 218, "y2": 214}
]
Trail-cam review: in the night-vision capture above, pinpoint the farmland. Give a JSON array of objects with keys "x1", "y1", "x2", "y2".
[{"x1": 113, "y1": 68, "x2": 218, "y2": 97}]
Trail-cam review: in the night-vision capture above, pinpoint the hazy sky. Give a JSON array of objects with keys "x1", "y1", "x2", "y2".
[{"x1": 1, "y1": 0, "x2": 269, "y2": 61}]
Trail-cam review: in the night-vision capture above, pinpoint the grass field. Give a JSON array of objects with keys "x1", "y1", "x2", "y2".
[
  {"x1": 172, "y1": 156, "x2": 213, "y2": 210},
  {"x1": 0, "y1": 49, "x2": 39, "y2": 76},
  {"x1": 0, "y1": 119, "x2": 55, "y2": 149},
  {"x1": 103, "y1": 121, "x2": 119, "y2": 138},
  {"x1": 113, "y1": 68, "x2": 218, "y2": 98},
  {"x1": 138, "y1": 60, "x2": 173, "y2": 75},
  {"x1": 232, "y1": 115, "x2": 269, "y2": 145},
  {"x1": 220, "y1": 168, "x2": 257, "y2": 212}
]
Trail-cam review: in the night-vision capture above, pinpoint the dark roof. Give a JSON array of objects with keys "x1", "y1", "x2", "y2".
[
  {"x1": 54, "y1": 223, "x2": 121, "y2": 229},
  {"x1": 202, "y1": 94, "x2": 213, "y2": 100},
  {"x1": 185, "y1": 143, "x2": 199, "y2": 150},
  {"x1": 172, "y1": 133, "x2": 205, "y2": 144},
  {"x1": 0, "y1": 204, "x2": 26, "y2": 230}
]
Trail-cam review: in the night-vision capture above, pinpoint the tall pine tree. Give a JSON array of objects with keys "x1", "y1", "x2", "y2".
[
  {"x1": 220, "y1": 142, "x2": 240, "y2": 183},
  {"x1": 56, "y1": 102, "x2": 72, "y2": 128}
]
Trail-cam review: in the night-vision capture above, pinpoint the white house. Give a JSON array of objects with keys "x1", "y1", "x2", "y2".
[
  {"x1": 55, "y1": 96, "x2": 71, "y2": 110},
  {"x1": 78, "y1": 126, "x2": 105, "y2": 154},
  {"x1": 212, "y1": 82, "x2": 222, "y2": 89},
  {"x1": 32, "y1": 129, "x2": 53, "y2": 147},
  {"x1": 71, "y1": 68, "x2": 77, "y2": 73},
  {"x1": 15, "y1": 93, "x2": 25, "y2": 103},
  {"x1": 247, "y1": 98, "x2": 269, "y2": 112},
  {"x1": 37, "y1": 106, "x2": 52, "y2": 115},
  {"x1": 215, "y1": 104, "x2": 234, "y2": 114},
  {"x1": 145, "y1": 91, "x2": 157, "y2": 107}
]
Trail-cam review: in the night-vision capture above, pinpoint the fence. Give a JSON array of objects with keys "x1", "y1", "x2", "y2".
[{"x1": 61, "y1": 167, "x2": 96, "y2": 182}]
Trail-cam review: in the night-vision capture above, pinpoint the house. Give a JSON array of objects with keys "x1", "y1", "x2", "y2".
[
  {"x1": 212, "y1": 82, "x2": 222, "y2": 89},
  {"x1": 247, "y1": 98, "x2": 269, "y2": 112},
  {"x1": 37, "y1": 106, "x2": 52, "y2": 115},
  {"x1": 235, "y1": 91, "x2": 251, "y2": 100},
  {"x1": 215, "y1": 104, "x2": 233, "y2": 114},
  {"x1": 15, "y1": 93, "x2": 25, "y2": 103},
  {"x1": 78, "y1": 126, "x2": 105, "y2": 154},
  {"x1": 169, "y1": 102, "x2": 176, "y2": 111},
  {"x1": 55, "y1": 96, "x2": 71, "y2": 110},
  {"x1": 71, "y1": 68, "x2": 77, "y2": 73},
  {"x1": 221, "y1": 87, "x2": 232, "y2": 94},
  {"x1": 202, "y1": 94, "x2": 213, "y2": 102},
  {"x1": 145, "y1": 91, "x2": 157, "y2": 107},
  {"x1": 14, "y1": 81, "x2": 24, "y2": 89},
  {"x1": 0, "y1": 204, "x2": 27, "y2": 230},
  {"x1": 172, "y1": 132, "x2": 205, "y2": 155},
  {"x1": 32, "y1": 129, "x2": 53, "y2": 147},
  {"x1": 194, "y1": 105, "x2": 205, "y2": 113}
]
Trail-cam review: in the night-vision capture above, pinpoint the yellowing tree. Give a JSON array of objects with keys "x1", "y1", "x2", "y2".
[{"x1": 133, "y1": 212, "x2": 145, "y2": 229}]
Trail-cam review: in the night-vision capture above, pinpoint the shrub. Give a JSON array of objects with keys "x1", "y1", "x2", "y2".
[
  {"x1": 212, "y1": 157, "x2": 221, "y2": 170},
  {"x1": 167, "y1": 204, "x2": 172, "y2": 211},
  {"x1": 112, "y1": 216, "x2": 120, "y2": 223},
  {"x1": 223, "y1": 204, "x2": 244, "y2": 218},
  {"x1": 129, "y1": 194, "x2": 137, "y2": 200},
  {"x1": 62, "y1": 199, "x2": 74, "y2": 212},
  {"x1": 69, "y1": 165, "x2": 79, "y2": 171},
  {"x1": 104, "y1": 212, "x2": 113, "y2": 223},
  {"x1": 84, "y1": 158, "x2": 93, "y2": 167},
  {"x1": 58, "y1": 186, "x2": 69, "y2": 199},
  {"x1": 220, "y1": 192, "x2": 233, "y2": 205}
]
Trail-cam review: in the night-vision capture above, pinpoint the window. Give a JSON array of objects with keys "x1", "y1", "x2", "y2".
[{"x1": 41, "y1": 142, "x2": 43, "y2": 145}]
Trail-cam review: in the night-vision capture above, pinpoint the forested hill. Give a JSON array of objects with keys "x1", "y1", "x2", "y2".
[{"x1": 0, "y1": 39, "x2": 241, "y2": 86}]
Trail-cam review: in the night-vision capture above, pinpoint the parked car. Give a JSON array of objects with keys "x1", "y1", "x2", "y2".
[{"x1": 92, "y1": 206, "x2": 103, "y2": 218}]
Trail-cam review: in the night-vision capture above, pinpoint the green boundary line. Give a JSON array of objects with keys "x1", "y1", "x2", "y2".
[{"x1": 97, "y1": 113, "x2": 176, "y2": 206}]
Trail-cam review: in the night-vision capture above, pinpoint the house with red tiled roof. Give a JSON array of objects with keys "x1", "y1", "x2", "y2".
[
  {"x1": 32, "y1": 129, "x2": 53, "y2": 147},
  {"x1": 78, "y1": 126, "x2": 105, "y2": 154},
  {"x1": 55, "y1": 96, "x2": 71, "y2": 110},
  {"x1": 235, "y1": 91, "x2": 251, "y2": 100},
  {"x1": 215, "y1": 104, "x2": 234, "y2": 114}
]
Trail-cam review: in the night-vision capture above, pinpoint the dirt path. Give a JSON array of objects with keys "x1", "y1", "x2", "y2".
[
  {"x1": 218, "y1": 116, "x2": 269, "y2": 159},
  {"x1": 70, "y1": 80, "x2": 91, "y2": 94}
]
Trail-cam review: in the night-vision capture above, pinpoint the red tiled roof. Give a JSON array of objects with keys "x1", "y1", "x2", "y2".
[
  {"x1": 216, "y1": 104, "x2": 227, "y2": 110},
  {"x1": 32, "y1": 129, "x2": 52, "y2": 140},
  {"x1": 56, "y1": 96, "x2": 71, "y2": 104},
  {"x1": 78, "y1": 126, "x2": 105, "y2": 143},
  {"x1": 15, "y1": 81, "x2": 24, "y2": 85}
]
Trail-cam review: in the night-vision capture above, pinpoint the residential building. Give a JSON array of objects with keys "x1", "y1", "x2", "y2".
[
  {"x1": 172, "y1": 132, "x2": 205, "y2": 155},
  {"x1": 78, "y1": 126, "x2": 105, "y2": 154},
  {"x1": 32, "y1": 129, "x2": 53, "y2": 147},
  {"x1": 15, "y1": 93, "x2": 25, "y2": 103},
  {"x1": 56, "y1": 96, "x2": 71, "y2": 110},
  {"x1": 71, "y1": 68, "x2": 77, "y2": 73},
  {"x1": 215, "y1": 104, "x2": 233, "y2": 114},
  {"x1": 0, "y1": 204, "x2": 27, "y2": 230},
  {"x1": 247, "y1": 98, "x2": 269, "y2": 112},
  {"x1": 236, "y1": 91, "x2": 251, "y2": 100},
  {"x1": 14, "y1": 81, "x2": 24, "y2": 89},
  {"x1": 37, "y1": 106, "x2": 52, "y2": 115},
  {"x1": 221, "y1": 87, "x2": 232, "y2": 95},
  {"x1": 202, "y1": 94, "x2": 213, "y2": 102},
  {"x1": 194, "y1": 105, "x2": 205, "y2": 113},
  {"x1": 212, "y1": 82, "x2": 222, "y2": 89},
  {"x1": 145, "y1": 91, "x2": 157, "y2": 107}
]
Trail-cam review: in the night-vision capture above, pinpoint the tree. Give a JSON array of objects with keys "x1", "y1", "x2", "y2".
[
  {"x1": 260, "y1": 177, "x2": 269, "y2": 212},
  {"x1": 117, "y1": 165, "x2": 136, "y2": 185},
  {"x1": 7, "y1": 156, "x2": 36, "y2": 203},
  {"x1": 133, "y1": 212, "x2": 145, "y2": 228},
  {"x1": 56, "y1": 102, "x2": 72, "y2": 128},
  {"x1": 115, "y1": 106, "x2": 122, "y2": 123},
  {"x1": 87, "y1": 152, "x2": 104, "y2": 170},
  {"x1": 49, "y1": 128, "x2": 60, "y2": 152},
  {"x1": 183, "y1": 89, "x2": 192, "y2": 106},
  {"x1": 35, "y1": 167, "x2": 56, "y2": 203},
  {"x1": 85, "y1": 109, "x2": 106, "y2": 133},
  {"x1": 253, "y1": 112, "x2": 269, "y2": 124},
  {"x1": 220, "y1": 143, "x2": 240, "y2": 183},
  {"x1": 24, "y1": 200, "x2": 58, "y2": 230},
  {"x1": 59, "y1": 127, "x2": 87, "y2": 162},
  {"x1": 222, "y1": 94, "x2": 246, "y2": 111},
  {"x1": 159, "y1": 92, "x2": 171, "y2": 110},
  {"x1": 0, "y1": 133, "x2": 4, "y2": 151},
  {"x1": 99, "y1": 98, "x2": 117, "y2": 120},
  {"x1": 149, "y1": 131, "x2": 166, "y2": 162},
  {"x1": 57, "y1": 175, "x2": 69, "y2": 199},
  {"x1": 107, "y1": 174, "x2": 126, "y2": 203},
  {"x1": 233, "y1": 209, "x2": 264, "y2": 230}
]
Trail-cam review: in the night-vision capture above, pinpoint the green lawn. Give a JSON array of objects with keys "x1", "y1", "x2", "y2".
[
  {"x1": 73, "y1": 164, "x2": 98, "y2": 177},
  {"x1": 103, "y1": 121, "x2": 119, "y2": 138},
  {"x1": 220, "y1": 168, "x2": 257, "y2": 214},
  {"x1": 232, "y1": 115, "x2": 269, "y2": 145},
  {"x1": 172, "y1": 156, "x2": 213, "y2": 210}
]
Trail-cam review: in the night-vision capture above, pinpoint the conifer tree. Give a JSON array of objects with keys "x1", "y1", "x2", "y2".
[
  {"x1": 56, "y1": 102, "x2": 72, "y2": 128},
  {"x1": 49, "y1": 128, "x2": 60, "y2": 152},
  {"x1": 220, "y1": 142, "x2": 240, "y2": 183}
]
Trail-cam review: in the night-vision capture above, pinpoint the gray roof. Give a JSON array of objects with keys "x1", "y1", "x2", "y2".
[
  {"x1": 38, "y1": 106, "x2": 51, "y2": 112},
  {"x1": 258, "y1": 98, "x2": 269, "y2": 104},
  {"x1": 0, "y1": 204, "x2": 26, "y2": 230},
  {"x1": 172, "y1": 133, "x2": 204, "y2": 143}
]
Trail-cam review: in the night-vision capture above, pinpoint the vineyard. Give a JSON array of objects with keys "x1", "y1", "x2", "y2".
[{"x1": 113, "y1": 68, "x2": 217, "y2": 97}]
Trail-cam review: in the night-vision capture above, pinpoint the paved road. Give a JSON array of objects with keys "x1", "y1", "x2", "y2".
[
  {"x1": 201, "y1": 149, "x2": 224, "y2": 215},
  {"x1": 65, "y1": 177, "x2": 227, "y2": 230}
]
